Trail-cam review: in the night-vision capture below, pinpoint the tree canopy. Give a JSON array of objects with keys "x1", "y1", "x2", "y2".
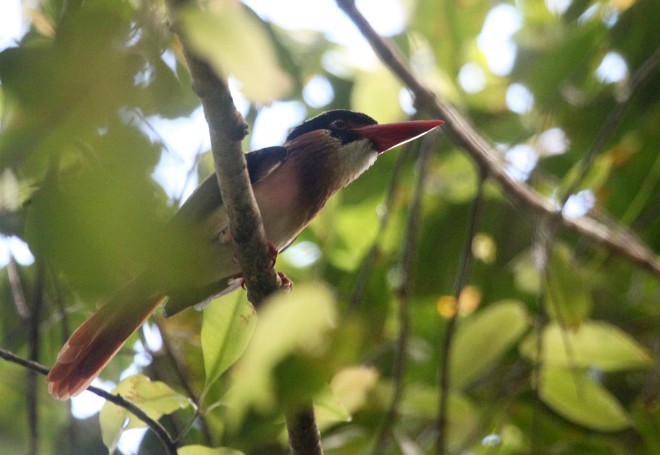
[{"x1": 0, "y1": 0, "x2": 658, "y2": 454}]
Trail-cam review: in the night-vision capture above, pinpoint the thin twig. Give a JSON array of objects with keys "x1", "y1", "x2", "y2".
[
  {"x1": 525, "y1": 49, "x2": 660, "y2": 451},
  {"x1": 6, "y1": 259, "x2": 30, "y2": 318},
  {"x1": 8, "y1": 257, "x2": 46, "y2": 455},
  {"x1": 27, "y1": 260, "x2": 45, "y2": 455},
  {"x1": 0, "y1": 210, "x2": 25, "y2": 238},
  {"x1": 153, "y1": 317, "x2": 213, "y2": 445},
  {"x1": 286, "y1": 406, "x2": 324, "y2": 455},
  {"x1": 534, "y1": 46, "x2": 660, "y2": 278},
  {"x1": 45, "y1": 272, "x2": 76, "y2": 450},
  {"x1": 436, "y1": 173, "x2": 485, "y2": 455},
  {"x1": 0, "y1": 347, "x2": 178, "y2": 454},
  {"x1": 349, "y1": 145, "x2": 414, "y2": 310},
  {"x1": 335, "y1": 0, "x2": 660, "y2": 277},
  {"x1": 371, "y1": 134, "x2": 437, "y2": 454},
  {"x1": 530, "y1": 302, "x2": 546, "y2": 455},
  {"x1": 561, "y1": 46, "x2": 660, "y2": 204}
]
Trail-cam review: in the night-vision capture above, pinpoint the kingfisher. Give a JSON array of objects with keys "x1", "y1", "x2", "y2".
[{"x1": 47, "y1": 109, "x2": 443, "y2": 399}]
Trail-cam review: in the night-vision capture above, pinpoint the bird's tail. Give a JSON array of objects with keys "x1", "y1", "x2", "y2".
[{"x1": 47, "y1": 281, "x2": 166, "y2": 400}]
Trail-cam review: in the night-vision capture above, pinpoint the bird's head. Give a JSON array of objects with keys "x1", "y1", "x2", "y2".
[
  {"x1": 284, "y1": 110, "x2": 443, "y2": 192},
  {"x1": 287, "y1": 110, "x2": 443, "y2": 153}
]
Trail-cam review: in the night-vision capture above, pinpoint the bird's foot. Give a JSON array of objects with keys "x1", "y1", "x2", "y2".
[
  {"x1": 237, "y1": 241, "x2": 290, "y2": 291},
  {"x1": 239, "y1": 272, "x2": 292, "y2": 292},
  {"x1": 276, "y1": 271, "x2": 293, "y2": 292},
  {"x1": 267, "y1": 242, "x2": 292, "y2": 291}
]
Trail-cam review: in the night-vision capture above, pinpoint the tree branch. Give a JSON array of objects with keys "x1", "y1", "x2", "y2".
[
  {"x1": 286, "y1": 407, "x2": 324, "y2": 455},
  {"x1": 349, "y1": 144, "x2": 413, "y2": 310},
  {"x1": 561, "y1": 47, "x2": 660, "y2": 204},
  {"x1": 436, "y1": 174, "x2": 485, "y2": 455},
  {"x1": 26, "y1": 260, "x2": 45, "y2": 455},
  {"x1": 166, "y1": 1, "x2": 322, "y2": 452},
  {"x1": 0, "y1": 347, "x2": 178, "y2": 455},
  {"x1": 335, "y1": 0, "x2": 660, "y2": 277},
  {"x1": 166, "y1": 0, "x2": 280, "y2": 305},
  {"x1": 372, "y1": 133, "x2": 437, "y2": 454}
]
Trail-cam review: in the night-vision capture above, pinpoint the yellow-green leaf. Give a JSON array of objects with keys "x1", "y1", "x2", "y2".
[
  {"x1": 224, "y1": 283, "x2": 336, "y2": 425},
  {"x1": 545, "y1": 243, "x2": 593, "y2": 326},
  {"x1": 179, "y1": 3, "x2": 292, "y2": 103},
  {"x1": 314, "y1": 385, "x2": 352, "y2": 426},
  {"x1": 99, "y1": 374, "x2": 189, "y2": 452},
  {"x1": 519, "y1": 320, "x2": 652, "y2": 371},
  {"x1": 387, "y1": 382, "x2": 478, "y2": 448},
  {"x1": 450, "y1": 300, "x2": 529, "y2": 388},
  {"x1": 314, "y1": 366, "x2": 380, "y2": 427},
  {"x1": 178, "y1": 446, "x2": 244, "y2": 455},
  {"x1": 202, "y1": 292, "x2": 257, "y2": 397},
  {"x1": 539, "y1": 367, "x2": 631, "y2": 432},
  {"x1": 329, "y1": 366, "x2": 379, "y2": 415}
]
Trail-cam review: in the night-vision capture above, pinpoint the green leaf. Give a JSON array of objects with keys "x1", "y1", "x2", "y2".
[
  {"x1": 631, "y1": 398, "x2": 660, "y2": 455},
  {"x1": 314, "y1": 366, "x2": 380, "y2": 426},
  {"x1": 450, "y1": 300, "x2": 529, "y2": 388},
  {"x1": 313, "y1": 385, "x2": 352, "y2": 426},
  {"x1": 329, "y1": 366, "x2": 379, "y2": 415},
  {"x1": 179, "y1": 3, "x2": 292, "y2": 103},
  {"x1": 545, "y1": 243, "x2": 593, "y2": 326},
  {"x1": 519, "y1": 320, "x2": 652, "y2": 371},
  {"x1": 178, "y1": 446, "x2": 245, "y2": 455},
  {"x1": 224, "y1": 283, "x2": 337, "y2": 425},
  {"x1": 539, "y1": 367, "x2": 631, "y2": 432},
  {"x1": 201, "y1": 292, "x2": 257, "y2": 398},
  {"x1": 391, "y1": 383, "x2": 478, "y2": 450},
  {"x1": 99, "y1": 375, "x2": 190, "y2": 452},
  {"x1": 512, "y1": 251, "x2": 542, "y2": 295}
]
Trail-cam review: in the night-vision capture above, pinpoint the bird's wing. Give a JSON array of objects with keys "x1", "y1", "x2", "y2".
[
  {"x1": 162, "y1": 146, "x2": 289, "y2": 316},
  {"x1": 173, "y1": 146, "x2": 289, "y2": 224},
  {"x1": 246, "y1": 146, "x2": 290, "y2": 185}
]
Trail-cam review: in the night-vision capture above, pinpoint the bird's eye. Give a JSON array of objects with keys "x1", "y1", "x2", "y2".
[{"x1": 330, "y1": 119, "x2": 347, "y2": 130}]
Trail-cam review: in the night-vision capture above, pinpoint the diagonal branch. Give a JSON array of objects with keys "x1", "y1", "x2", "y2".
[
  {"x1": 336, "y1": 0, "x2": 660, "y2": 277},
  {"x1": 0, "y1": 347, "x2": 178, "y2": 455}
]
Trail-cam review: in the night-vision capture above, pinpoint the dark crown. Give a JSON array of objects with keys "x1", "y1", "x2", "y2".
[{"x1": 286, "y1": 110, "x2": 377, "y2": 143}]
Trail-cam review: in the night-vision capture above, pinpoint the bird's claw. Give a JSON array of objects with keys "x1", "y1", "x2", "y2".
[
  {"x1": 238, "y1": 272, "x2": 292, "y2": 292},
  {"x1": 276, "y1": 272, "x2": 293, "y2": 292},
  {"x1": 237, "y1": 241, "x2": 290, "y2": 291}
]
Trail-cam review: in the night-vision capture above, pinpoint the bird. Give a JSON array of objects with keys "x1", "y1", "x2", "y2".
[{"x1": 46, "y1": 109, "x2": 443, "y2": 399}]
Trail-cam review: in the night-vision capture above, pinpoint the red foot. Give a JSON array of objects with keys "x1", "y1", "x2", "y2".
[
  {"x1": 277, "y1": 272, "x2": 293, "y2": 292},
  {"x1": 238, "y1": 241, "x2": 289, "y2": 291}
]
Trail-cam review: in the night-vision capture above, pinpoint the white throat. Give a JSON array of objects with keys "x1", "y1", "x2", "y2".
[{"x1": 335, "y1": 139, "x2": 379, "y2": 188}]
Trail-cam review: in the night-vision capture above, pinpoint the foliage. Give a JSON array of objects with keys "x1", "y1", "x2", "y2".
[{"x1": 0, "y1": 0, "x2": 658, "y2": 454}]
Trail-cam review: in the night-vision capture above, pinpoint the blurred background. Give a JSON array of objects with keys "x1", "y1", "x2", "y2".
[{"x1": 0, "y1": 0, "x2": 658, "y2": 454}]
